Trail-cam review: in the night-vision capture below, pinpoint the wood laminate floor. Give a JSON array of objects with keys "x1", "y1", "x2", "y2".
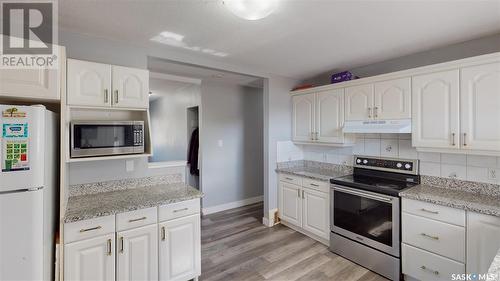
[{"x1": 200, "y1": 202, "x2": 389, "y2": 281}]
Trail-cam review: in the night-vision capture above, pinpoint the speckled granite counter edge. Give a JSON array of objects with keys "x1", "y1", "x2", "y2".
[{"x1": 275, "y1": 160, "x2": 353, "y2": 181}]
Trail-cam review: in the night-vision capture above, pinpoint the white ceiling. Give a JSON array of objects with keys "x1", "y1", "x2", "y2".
[{"x1": 59, "y1": 0, "x2": 500, "y2": 79}]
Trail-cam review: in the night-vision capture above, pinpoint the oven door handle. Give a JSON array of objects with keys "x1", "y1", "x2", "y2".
[{"x1": 332, "y1": 186, "x2": 393, "y2": 203}]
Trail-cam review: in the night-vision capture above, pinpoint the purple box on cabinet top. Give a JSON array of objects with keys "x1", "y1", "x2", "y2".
[{"x1": 331, "y1": 71, "x2": 357, "y2": 84}]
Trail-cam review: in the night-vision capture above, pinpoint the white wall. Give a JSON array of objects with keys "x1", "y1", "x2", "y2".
[
  {"x1": 200, "y1": 81, "x2": 264, "y2": 208},
  {"x1": 149, "y1": 79, "x2": 200, "y2": 162},
  {"x1": 263, "y1": 76, "x2": 299, "y2": 218}
]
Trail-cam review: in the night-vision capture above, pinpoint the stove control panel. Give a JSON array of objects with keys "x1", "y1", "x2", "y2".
[{"x1": 354, "y1": 156, "x2": 418, "y2": 175}]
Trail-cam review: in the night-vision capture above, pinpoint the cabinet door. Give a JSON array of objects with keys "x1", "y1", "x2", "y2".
[
  {"x1": 302, "y1": 188, "x2": 329, "y2": 240},
  {"x1": 0, "y1": 68, "x2": 59, "y2": 100},
  {"x1": 159, "y1": 214, "x2": 201, "y2": 281},
  {"x1": 279, "y1": 182, "x2": 302, "y2": 227},
  {"x1": 412, "y1": 70, "x2": 460, "y2": 149},
  {"x1": 461, "y1": 62, "x2": 500, "y2": 151},
  {"x1": 374, "y1": 77, "x2": 411, "y2": 119},
  {"x1": 112, "y1": 66, "x2": 149, "y2": 109},
  {"x1": 117, "y1": 224, "x2": 158, "y2": 281},
  {"x1": 466, "y1": 212, "x2": 500, "y2": 275},
  {"x1": 67, "y1": 59, "x2": 112, "y2": 107},
  {"x1": 292, "y1": 94, "x2": 315, "y2": 142},
  {"x1": 316, "y1": 89, "x2": 344, "y2": 143},
  {"x1": 345, "y1": 84, "x2": 374, "y2": 121},
  {"x1": 64, "y1": 234, "x2": 115, "y2": 281}
]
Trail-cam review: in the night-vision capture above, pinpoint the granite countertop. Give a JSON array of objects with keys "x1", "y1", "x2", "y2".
[
  {"x1": 276, "y1": 166, "x2": 351, "y2": 181},
  {"x1": 65, "y1": 183, "x2": 203, "y2": 223},
  {"x1": 488, "y1": 248, "x2": 500, "y2": 278},
  {"x1": 400, "y1": 184, "x2": 500, "y2": 217}
]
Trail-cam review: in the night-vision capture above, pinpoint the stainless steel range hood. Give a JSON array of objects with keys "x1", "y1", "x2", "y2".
[{"x1": 343, "y1": 119, "x2": 411, "y2": 134}]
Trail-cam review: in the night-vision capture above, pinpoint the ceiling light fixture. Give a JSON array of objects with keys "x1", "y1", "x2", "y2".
[{"x1": 223, "y1": 0, "x2": 279, "y2": 20}]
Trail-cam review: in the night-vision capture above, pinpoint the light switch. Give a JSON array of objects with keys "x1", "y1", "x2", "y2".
[
  {"x1": 218, "y1": 140, "x2": 223, "y2": 147},
  {"x1": 126, "y1": 160, "x2": 134, "y2": 172}
]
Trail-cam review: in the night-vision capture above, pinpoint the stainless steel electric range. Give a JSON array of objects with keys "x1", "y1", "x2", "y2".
[{"x1": 329, "y1": 156, "x2": 420, "y2": 281}]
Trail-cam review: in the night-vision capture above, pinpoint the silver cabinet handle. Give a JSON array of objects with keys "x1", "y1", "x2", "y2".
[
  {"x1": 302, "y1": 190, "x2": 305, "y2": 199},
  {"x1": 310, "y1": 183, "x2": 319, "y2": 187},
  {"x1": 451, "y1": 133, "x2": 456, "y2": 146},
  {"x1": 420, "y1": 233, "x2": 439, "y2": 240},
  {"x1": 104, "y1": 89, "x2": 109, "y2": 103},
  {"x1": 128, "y1": 216, "x2": 147, "y2": 223},
  {"x1": 114, "y1": 90, "x2": 119, "y2": 104},
  {"x1": 310, "y1": 132, "x2": 314, "y2": 141},
  {"x1": 161, "y1": 226, "x2": 166, "y2": 241},
  {"x1": 285, "y1": 177, "x2": 293, "y2": 180},
  {"x1": 463, "y1": 133, "x2": 467, "y2": 147},
  {"x1": 420, "y1": 265, "x2": 439, "y2": 275},
  {"x1": 368, "y1": 107, "x2": 372, "y2": 118},
  {"x1": 374, "y1": 106, "x2": 378, "y2": 118},
  {"x1": 119, "y1": 236, "x2": 124, "y2": 253},
  {"x1": 297, "y1": 189, "x2": 300, "y2": 198},
  {"x1": 315, "y1": 132, "x2": 319, "y2": 140},
  {"x1": 173, "y1": 208, "x2": 188, "y2": 213},
  {"x1": 107, "y1": 239, "x2": 112, "y2": 256},
  {"x1": 420, "y1": 208, "x2": 439, "y2": 214},
  {"x1": 80, "y1": 226, "x2": 102, "y2": 233}
]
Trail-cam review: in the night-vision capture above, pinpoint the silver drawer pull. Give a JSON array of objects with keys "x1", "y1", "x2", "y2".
[
  {"x1": 285, "y1": 177, "x2": 293, "y2": 180},
  {"x1": 161, "y1": 226, "x2": 166, "y2": 241},
  {"x1": 173, "y1": 208, "x2": 188, "y2": 213},
  {"x1": 420, "y1": 233, "x2": 439, "y2": 240},
  {"x1": 420, "y1": 208, "x2": 439, "y2": 214},
  {"x1": 310, "y1": 183, "x2": 319, "y2": 187},
  {"x1": 128, "y1": 216, "x2": 147, "y2": 223},
  {"x1": 80, "y1": 226, "x2": 102, "y2": 233},
  {"x1": 107, "y1": 239, "x2": 112, "y2": 256},
  {"x1": 420, "y1": 265, "x2": 439, "y2": 275}
]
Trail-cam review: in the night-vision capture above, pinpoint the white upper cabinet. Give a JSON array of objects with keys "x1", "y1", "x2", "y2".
[
  {"x1": 412, "y1": 70, "x2": 460, "y2": 149},
  {"x1": 292, "y1": 94, "x2": 315, "y2": 142},
  {"x1": 374, "y1": 78, "x2": 411, "y2": 119},
  {"x1": 460, "y1": 62, "x2": 500, "y2": 151},
  {"x1": 466, "y1": 212, "x2": 500, "y2": 275},
  {"x1": 67, "y1": 59, "x2": 149, "y2": 109},
  {"x1": 67, "y1": 59, "x2": 112, "y2": 107},
  {"x1": 345, "y1": 84, "x2": 374, "y2": 121},
  {"x1": 112, "y1": 66, "x2": 149, "y2": 109},
  {"x1": 316, "y1": 89, "x2": 345, "y2": 143},
  {"x1": 64, "y1": 234, "x2": 115, "y2": 281},
  {"x1": 0, "y1": 68, "x2": 59, "y2": 101},
  {"x1": 117, "y1": 224, "x2": 158, "y2": 281}
]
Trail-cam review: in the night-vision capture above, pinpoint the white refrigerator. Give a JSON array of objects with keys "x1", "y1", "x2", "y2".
[{"x1": 0, "y1": 105, "x2": 58, "y2": 281}]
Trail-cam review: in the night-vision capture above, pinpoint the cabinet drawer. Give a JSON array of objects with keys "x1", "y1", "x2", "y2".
[
  {"x1": 279, "y1": 174, "x2": 302, "y2": 186},
  {"x1": 402, "y1": 213, "x2": 465, "y2": 262},
  {"x1": 402, "y1": 244, "x2": 464, "y2": 281},
  {"x1": 402, "y1": 198, "x2": 465, "y2": 226},
  {"x1": 159, "y1": 198, "x2": 200, "y2": 222},
  {"x1": 116, "y1": 207, "x2": 157, "y2": 232},
  {"x1": 65, "y1": 215, "x2": 115, "y2": 244},
  {"x1": 302, "y1": 178, "x2": 329, "y2": 193}
]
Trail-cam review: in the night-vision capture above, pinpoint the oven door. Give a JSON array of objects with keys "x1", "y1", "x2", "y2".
[
  {"x1": 330, "y1": 184, "x2": 400, "y2": 257},
  {"x1": 71, "y1": 121, "x2": 144, "y2": 158}
]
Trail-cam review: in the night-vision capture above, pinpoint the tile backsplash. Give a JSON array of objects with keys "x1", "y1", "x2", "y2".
[{"x1": 277, "y1": 134, "x2": 500, "y2": 185}]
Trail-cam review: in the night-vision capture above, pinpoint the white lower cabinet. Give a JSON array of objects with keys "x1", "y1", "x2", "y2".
[
  {"x1": 278, "y1": 174, "x2": 330, "y2": 243},
  {"x1": 117, "y1": 224, "x2": 158, "y2": 281},
  {"x1": 159, "y1": 214, "x2": 201, "y2": 281},
  {"x1": 64, "y1": 199, "x2": 201, "y2": 281},
  {"x1": 466, "y1": 212, "x2": 500, "y2": 275},
  {"x1": 402, "y1": 199, "x2": 500, "y2": 280},
  {"x1": 64, "y1": 234, "x2": 115, "y2": 281}
]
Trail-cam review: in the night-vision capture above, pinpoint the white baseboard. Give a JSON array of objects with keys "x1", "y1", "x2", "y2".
[
  {"x1": 262, "y1": 208, "x2": 279, "y2": 227},
  {"x1": 202, "y1": 195, "x2": 263, "y2": 215}
]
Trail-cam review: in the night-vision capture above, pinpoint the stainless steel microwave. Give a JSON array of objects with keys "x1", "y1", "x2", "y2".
[{"x1": 70, "y1": 121, "x2": 145, "y2": 158}]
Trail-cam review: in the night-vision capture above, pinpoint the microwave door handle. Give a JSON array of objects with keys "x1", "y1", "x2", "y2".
[{"x1": 332, "y1": 186, "x2": 393, "y2": 203}]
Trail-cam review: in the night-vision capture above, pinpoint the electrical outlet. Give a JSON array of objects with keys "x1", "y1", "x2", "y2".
[
  {"x1": 126, "y1": 160, "x2": 134, "y2": 172},
  {"x1": 488, "y1": 169, "x2": 498, "y2": 180}
]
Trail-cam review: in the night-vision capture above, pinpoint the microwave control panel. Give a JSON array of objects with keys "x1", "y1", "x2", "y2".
[{"x1": 133, "y1": 125, "x2": 143, "y2": 146}]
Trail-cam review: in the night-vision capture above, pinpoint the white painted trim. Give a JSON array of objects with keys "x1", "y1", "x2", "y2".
[
  {"x1": 202, "y1": 196, "x2": 263, "y2": 215},
  {"x1": 148, "y1": 160, "x2": 187, "y2": 169},
  {"x1": 150, "y1": 72, "x2": 202, "y2": 85},
  {"x1": 262, "y1": 217, "x2": 271, "y2": 227},
  {"x1": 262, "y1": 208, "x2": 279, "y2": 227},
  {"x1": 416, "y1": 147, "x2": 500, "y2": 157}
]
